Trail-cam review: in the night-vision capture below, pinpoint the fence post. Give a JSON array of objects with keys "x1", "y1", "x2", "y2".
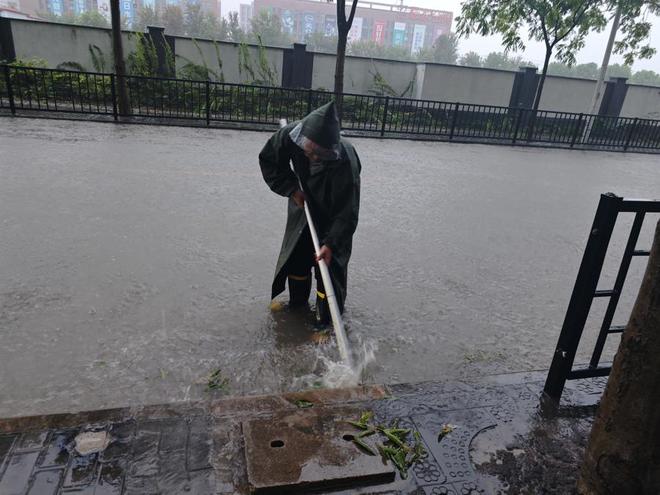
[
  {"x1": 3, "y1": 65, "x2": 15, "y2": 115},
  {"x1": 623, "y1": 117, "x2": 638, "y2": 151},
  {"x1": 511, "y1": 107, "x2": 523, "y2": 144},
  {"x1": 449, "y1": 102, "x2": 459, "y2": 140},
  {"x1": 205, "y1": 80, "x2": 210, "y2": 126},
  {"x1": 571, "y1": 113, "x2": 584, "y2": 148},
  {"x1": 380, "y1": 96, "x2": 389, "y2": 137},
  {"x1": 110, "y1": 73, "x2": 118, "y2": 121},
  {"x1": 307, "y1": 89, "x2": 313, "y2": 115},
  {"x1": 543, "y1": 193, "x2": 623, "y2": 402}
]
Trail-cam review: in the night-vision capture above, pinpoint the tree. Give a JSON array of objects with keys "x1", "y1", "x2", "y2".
[
  {"x1": 162, "y1": 5, "x2": 184, "y2": 36},
  {"x1": 78, "y1": 11, "x2": 110, "y2": 28},
  {"x1": 305, "y1": 32, "x2": 338, "y2": 53},
  {"x1": 577, "y1": 220, "x2": 660, "y2": 494},
  {"x1": 457, "y1": 0, "x2": 607, "y2": 111},
  {"x1": 574, "y1": 62, "x2": 599, "y2": 78},
  {"x1": 110, "y1": 0, "x2": 129, "y2": 115},
  {"x1": 334, "y1": 0, "x2": 359, "y2": 115},
  {"x1": 460, "y1": 51, "x2": 483, "y2": 67},
  {"x1": 630, "y1": 69, "x2": 660, "y2": 85},
  {"x1": 134, "y1": 6, "x2": 159, "y2": 32},
  {"x1": 482, "y1": 51, "x2": 534, "y2": 70},
  {"x1": 184, "y1": 1, "x2": 206, "y2": 36},
  {"x1": 547, "y1": 61, "x2": 599, "y2": 77},
  {"x1": 347, "y1": 39, "x2": 412, "y2": 60},
  {"x1": 250, "y1": 11, "x2": 291, "y2": 46},
  {"x1": 418, "y1": 33, "x2": 459, "y2": 64},
  {"x1": 606, "y1": 62, "x2": 632, "y2": 78},
  {"x1": 227, "y1": 11, "x2": 244, "y2": 42}
]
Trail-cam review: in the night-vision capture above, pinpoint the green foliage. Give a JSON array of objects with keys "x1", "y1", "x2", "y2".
[
  {"x1": 367, "y1": 64, "x2": 415, "y2": 97},
  {"x1": 177, "y1": 38, "x2": 224, "y2": 81},
  {"x1": 127, "y1": 32, "x2": 160, "y2": 76},
  {"x1": 369, "y1": 69, "x2": 398, "y2": 96},
  {"x1": 88, "y1": 44, "x2": 107, "y2": 72},
  {"x1": 417, "y1": 34, "x2": 459, "y2": 64},
  {"x1": 162, "y1": 5, "x2": 185, "y2": 35},
  {"x1": 305, "y1": 32, "x2": 338, "y2": 53},
  {"x1": 39, "y1": 10, "x2": 109, "y2": 28},
  {"x1": 77, "y1": 11, "x2": 109, "y2": 28},
  {"x1": 348, "y1": 40, "x2": 413, "y2": 60},
  {"x1": 483, "y1": 52, "x2": 535, "y2": 70},
  {"x1": 615, "y1": 0, "x2": 660, "y2": 65},
  {"x1": 134, "y1": 6, "x2": 159, "y2": 32},
  {"x1": 57, "y1": 61, "x2": 87, "y2": 71},
  {"x1": 227, "y1": 12, "x2": 244, "y2": 42},
  {"x1": 238, "y1": 38, "x2": 278, "y2": 86},
  {"x1": 459, "y1": 51, "x2": 483, "y2": 67},
  {"x1": 6, "y1": 57, "x2": 48, "y2": 68},
  {"x1": 249, "y1": 10, "x2": 292, "y2": 47},
  {"x1": 606, "y1": 63, "x2": 633, "y2": 78},
  {"x1": 630, "y1": 69, "x2": 660, "y2": 85}
]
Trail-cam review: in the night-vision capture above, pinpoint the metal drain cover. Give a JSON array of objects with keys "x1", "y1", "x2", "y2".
[{"x1": 243, "y1": 408, "x2": 395, "y2": 494}]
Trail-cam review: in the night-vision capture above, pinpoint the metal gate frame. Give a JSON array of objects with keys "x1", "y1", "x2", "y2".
[{"x1": 544, "y1": 193, "x2": 660, "y2": 402}]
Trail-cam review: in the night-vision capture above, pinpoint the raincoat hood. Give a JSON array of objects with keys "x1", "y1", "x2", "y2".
[{"x1": 290, "y1": 101, "x2": 341, "y2": 160}]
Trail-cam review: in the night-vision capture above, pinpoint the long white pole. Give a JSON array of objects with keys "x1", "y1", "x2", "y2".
[
  {"x1": 301, "y1": 196, "x2": 354, "y2": 369},
  {"x1": 279, "y1": 119, "x2": 354, "y2": 369},
  {"x1": 582, "y1": 6, "x2": 622, "y2": 143}
]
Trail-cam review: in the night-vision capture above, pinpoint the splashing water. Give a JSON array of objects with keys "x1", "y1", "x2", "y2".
[{"x1": 294, "y1": 337, "x2": 378, "y2": 390}]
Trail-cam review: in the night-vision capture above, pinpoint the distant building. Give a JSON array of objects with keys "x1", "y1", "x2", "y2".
[
  {"x1": 238, "y1": 1, "x2": 251, "y2": 30},
  {"x1": 251, "y1": 0, "x2": 452, "y2": 54},
  {"x1": 30, "y1": 0, "x2": 220, "y2": 26}
]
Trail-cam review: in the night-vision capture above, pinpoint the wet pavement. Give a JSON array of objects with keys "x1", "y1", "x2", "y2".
[
  {"x1": 0, "y1": 371, "x2": 606, "y2": 494},
  {"x1": 1, "y1": 117, "x2": 659, "y2": 418}
]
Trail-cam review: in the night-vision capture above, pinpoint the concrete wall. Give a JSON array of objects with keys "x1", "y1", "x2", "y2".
[
  {"x1": 11, "y1": 19, "x2": 135, "y2": 72},
  {"x1": 5, "y1": 18, "x2": 660, "y2": 118},
  {"x1": 312, "y1": 52, "x2": 419, "y2": 96},
  {"x1": 537, "y1": 75, "x2": 595, "y2": 113},
  {"x1": 421, "y1": 64, "x2": 515, "y2": 106},
  {"x1": 174, "y1": 37, "x2": 283, "y2": 84},
  {"x1": 621, "y1": 84, "x2": 660, "y2": 119}
]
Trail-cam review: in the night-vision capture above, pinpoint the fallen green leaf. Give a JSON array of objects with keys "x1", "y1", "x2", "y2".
[
  {"x1": 352, "y1": 437, "x2": 377, "y2": 456},
  {"x1": 207, "y1": 368, "x2": 229, "y2": 391}
]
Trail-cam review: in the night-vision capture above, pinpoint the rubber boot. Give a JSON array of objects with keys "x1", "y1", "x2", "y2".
[
  {"x1": 315, "y1": 290, "x2": 331, "y2": 327},
  {"x1": 288, "y1": 275, "x2": 311, "y2": 308}
]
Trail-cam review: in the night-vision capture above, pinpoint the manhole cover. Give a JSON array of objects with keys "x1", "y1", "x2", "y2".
[{"x1": 243, "y1": 408, "x2": 395, "y2": 493}]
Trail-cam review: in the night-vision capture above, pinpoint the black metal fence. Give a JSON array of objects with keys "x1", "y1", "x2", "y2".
[
  {"x1": 2, "y1": 64, "x2": 660, "y2": 152},
  {"x1": 544, "y1": 193, "x2": 660, "y2": 402}
]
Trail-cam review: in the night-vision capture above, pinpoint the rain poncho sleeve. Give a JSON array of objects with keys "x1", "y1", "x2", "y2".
[
  {"x1": 258, "y1": 125, "x2": 298, "y2": 198},
  {"x1": 322, "y1": 147, "x2": 361, "y2": 253}
]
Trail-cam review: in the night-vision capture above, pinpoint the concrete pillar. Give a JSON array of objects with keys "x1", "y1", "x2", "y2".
[
  {"x1": 281, "y1": 43, "x2": 313, "y2": 89},
  {"x1": 598, "y1": 77, "x2": 629, "y2": 117},
  {"x1": 414, "y1": 63, "x2": 426, "y2": 100},
  {"x1": 147, "y1": 25, "x2": 175, "y2": 77},
  {"x1": 0, "y1": 18, "x2": 16, "y2": 63},
  {"x1": 509, "y1": 66, "x2": 539, "y2": 109}
]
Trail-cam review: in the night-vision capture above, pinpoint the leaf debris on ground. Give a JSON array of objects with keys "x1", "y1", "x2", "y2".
[
  {"x1": 344, "y1": 410, "x2": 427, "y2": 479},
  {"x1": 207, "y1": 368, "x2": 230, "y2": 392}
]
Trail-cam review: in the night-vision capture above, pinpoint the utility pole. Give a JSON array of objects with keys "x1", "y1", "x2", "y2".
[
  {"x1": 582, "y1": 6, "x2": 622, "y2": 142},
  {"x1": 110, "y1": 0, "x2": 130, "y2": 116}
]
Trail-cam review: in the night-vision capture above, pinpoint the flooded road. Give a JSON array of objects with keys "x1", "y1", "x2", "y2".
[{"x1": 1, "y1": 118, "x2": 658, "y2": 418}]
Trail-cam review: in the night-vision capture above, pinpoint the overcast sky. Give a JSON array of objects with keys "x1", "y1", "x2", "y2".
[{"x1": 222, "y1": 0, "x2": 660, "y2": 71}]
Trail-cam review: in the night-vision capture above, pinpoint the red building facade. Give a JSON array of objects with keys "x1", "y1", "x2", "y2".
[{"x1": 251, "y1": 0, "x2": 452, "y2": 54}]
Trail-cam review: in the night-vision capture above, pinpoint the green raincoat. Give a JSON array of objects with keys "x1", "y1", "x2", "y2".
[{"x1": 259, "y1": 103, "x2": 361, "y2": 312}]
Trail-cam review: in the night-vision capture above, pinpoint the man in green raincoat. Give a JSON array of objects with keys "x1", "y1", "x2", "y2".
[{"x1": 259, "y1": 101, "x2": 361, "y2": 326}]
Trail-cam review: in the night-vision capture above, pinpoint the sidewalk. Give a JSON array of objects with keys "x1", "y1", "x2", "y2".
[{"x1": 0, "y1": 370, "x2": 605, "y2": 494}]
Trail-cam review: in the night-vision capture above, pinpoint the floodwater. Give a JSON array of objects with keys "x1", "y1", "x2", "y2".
[{"x1": 1, "y1": 118, "x2": 658, "y2": 418}]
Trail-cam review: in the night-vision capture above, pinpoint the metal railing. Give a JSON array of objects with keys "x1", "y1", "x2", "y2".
[
  {"x1": 2, "y1": 65, "x2": 660, "y2": 152},
  {"x1": 544, "y1": 193, "x2": 660, "y2": 402}
]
